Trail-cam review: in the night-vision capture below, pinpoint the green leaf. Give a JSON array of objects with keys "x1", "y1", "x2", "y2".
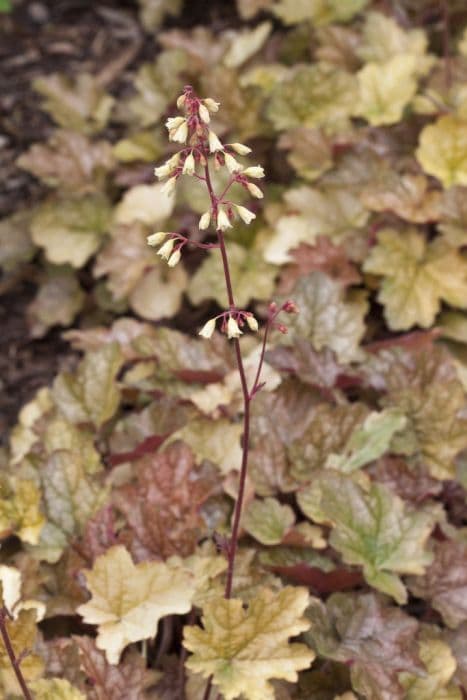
[
  {"x1": 77, "y1": 545, "x2": 195, "y2": 664},
  {"x1": 188, "y1": 242, "x2": 276, "y2": 307},
  {"x1": 354, "y1": 55, "x2": 418, "y2": 126},
  {"x1": 168, "y1": 418, "x2": 242, "y2": 475},
  {"x1": 243, "y1": 498, "x2": 295, "y2": 545},
  {"x1": 284, "y1": 272, "x2": 368, "y2": 363},
  {"x1": 266, "y1": 64, "x2": 358, "y2": 133},
  {"x1": 325, "y1": 408, "x2": 407, "y2": 473},
  {"x1": 224, "y1": 22, "x2": 272, "y2": 69},
  {"x1": 27, "y1": 268, "x2": 85, "y2": 338},
  {"x1": 363, "y1": 228, "x2": 467, "y2": 330},
  {"x1": 52, "y1": 343, "x2": 123, "y2": 428},
  {"x1": 130, "y1": 265, "x2": 188, "y2": 321},
  {"x1": 416, "y1": 115, "x2": 467, "y2": 188},
  {"x1": 31, "y1": 194, "x2": 112, "y2": 268},
  {"x1": 33, "y1": 73, "x2": 114, "y2": 134},
  {"x1": 0, "y1": 211, "x2": 35, "y2": 273},
  {"x1": 128, "y1": 51, "x2": 186, "y2": 127},
  {"x1": 288, "y1": 402, "x2": 369, "y2": 482},
  {"x1": 184, "y1": 587, "x2": 315, "y2": 700},
  {"x1": 297, "y1": 471, "x2": 439, "y2": 603}
]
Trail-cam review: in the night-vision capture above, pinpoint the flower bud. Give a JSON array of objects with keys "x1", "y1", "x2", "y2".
[
  {"x1": 235, "y1": 205, "x2": 256, "y2": 225},
  {"x1": 243, "y1": 166, "x2": 265, "y2": 178},
  {"x1": 229, "y1": 142, "x2": 252, "y2": 155},
  {"x1": 277, "y1": 323, "x2": 288, "y2": 334},
  {"x1": 247, "y1": 182, "x2": 264, "y2": 199},
  {"x1": 182, "y1": 152, "x2": 195, "y2": 175},
  {"x1": 203, "y1": 98, "x2": 220, "y2": 113},
  {"x1": 176, "y1": 93, "x2": 187, "y2": 109},
  {"x1": 224, "y1": 153, "x2": 242, "y2": 173},
  {"x1": 227, "y1": 316, "x2": 242, "y2": 339},
  {"x1": 208, "y1": 130, "x2": 224, "y2": 153},
  {"x1": 154, "y1": 153, "x2": 180, "y2": 180},
  {"x1": 198, "y1": 103, "x2": 211, "y2": 124},
  {"x1": 167, "y1": 249, "x2": 181, "y2": 267},
  {"x1": 157, "y1": 239, "x2": 175, "y2": 260},
  {"x1": 198, "y1": 318, "x2": 216, "y2": 339},
  {"x1": 282, "y1": 300, "x2": 299, "y2": 314},
  {"x1": 199, "y1": 211, "x2": 211, "y2": 230},
  {"x1": 147, "y1": 231, "x2": 167, "y2": 246},
  {"x1": 246, "y1": 314, "x2": 259, "y2": 331},
  {"x1": 217, "y1": 208, "x2": 232, "y2": 231}
]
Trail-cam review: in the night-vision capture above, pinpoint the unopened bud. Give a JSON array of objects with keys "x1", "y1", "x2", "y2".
[
  {"x1": 277, "y1": 323, "x2": 288, "y2": 334},
  {"x1": 198, "y1": 103, "x2": 211, "y2": 124},
  {"x1": 246, "y1": 314, "x2": 259, "y2": 332},
  {"x1": 243, "y1": 166, "x2": 265, "y2": 178},
  {"x1": 229, "y1": 142, "x2": 252, "y2": 155},
  {"x1": 147, "y1": 231, "x2": 167, "y2": 247},
  {"x1": 199, "y1": 211, "x2": 211, "y2": 230},
  {"x1": 247, "y1": 182, "x2": 264, "y2": 199},
  {"x1": 203, "y1": 98, "x2": 220, "y2": 113},
  {"x1": 282, "y1": 300, "x2": 299, "y2": 314}
]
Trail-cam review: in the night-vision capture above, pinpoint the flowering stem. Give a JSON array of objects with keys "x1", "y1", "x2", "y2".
[{"x1": 0, "y1": 607, "x2": 33, "y2": 700}]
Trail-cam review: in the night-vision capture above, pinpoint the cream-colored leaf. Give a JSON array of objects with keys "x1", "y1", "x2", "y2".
[
  {"x1": 416, "y1": 115, "x2": 467, "y2": 188},
  {"x1": 114, "y1": 182, "x2": 175, "y2": 226}
]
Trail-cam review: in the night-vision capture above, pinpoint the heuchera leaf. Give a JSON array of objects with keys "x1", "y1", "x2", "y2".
[
  {"x1": 27, "y1": 269, "x2": 85, "y2": 338},
  {"x1": 284, "y1": 272, "x2": 367, "y2": 363},
  {"x1": 52, "y1": 343, "x2": 123, "y2": 428},
  {"x1": 305, "y1": 593, "x2": 422, "y2": 700},
  {"x1": 75, "y1": 636, "x2": 157, "y2": 700},
  {"x1": 33, "y1": 73, "x2": 115, "y2": 134},
  {"x1": 417, "y1": 115, "x2": 467, "y2": 188},
  {"x1": 29, "y1": 678, "x2": 86, "y2": 700},
  {"x1": 0, "y1": 476, "x2": 45, "y2": 545},
  {"x1": 360, "y1": 173, "x2": 441, "y2": 224},
  {"x1": 266, "y1": 64, "x2": 357, "y2": 133},
  {"x1": 77, "y1": 545, "x2": 195, "y2": 664},
  {"x1": 399, "y1": 635, "x2": 462, "y2": 700},
  {"x1": 31, "y1": 194, "x2": 112, "y2": 268},
  {"x1": 272, "y1": 0, "x2": 368, "y2": 27},
  {"x1": 0, "y1": 610, "x2": 43, "y2": 694},
  {"x1": 183, "y1": 587, "x2": 315, "y2": 700},
  {"x1": 354, "y1": 54, "x2": 418, "y2": 126},
  {"x1": 407, "y1": 540, "x2": 467, "y2": 629},
  {"x1": 297, "y1": 470, "x2": 439, "y2": 603},
  {"x1": 357, "y1": 12, "x2": 432, "y2": 72},
  {"x1": 364, "y1": 228, "x2": 467, "y2": 330},
  {"x1": 243, "y1": 497, "x2": 295, "y2": 545}
]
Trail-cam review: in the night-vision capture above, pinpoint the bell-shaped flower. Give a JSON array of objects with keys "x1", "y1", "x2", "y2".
[
  {"x1": 224, "y1": 153, "x2": 242, "y2": 173},
  {"x1": 246, "y1": 314, "x2": 259, "y2": 331},
  {"x1": 161, "y1": 176, "x2": 177, "y2": 196},
  {"x1": 157, "y1": 238, "x2": 175, "y2": 260},
  {"x1": 167, "y1": 249, "x2": 181, "y2": 267},
  {"x1": 198, "y1": 103, "x2": 211, "y2": 124},
  {"x1": 166, "y1": 117, "x2": 188, "y2": 144},
  {"x1": 147, "y1": 231, "x2": 167, "y2": 247},
  {"x1": 198, "y1": 318, "x2": 216, "y2": 339},
  {"x1": 182, "y1": 152, "x2": 195, "y2": 175},
  {"x1": 235, "y1": 205, "x2": 256, "y2": 225},
  {"x1": 216, "y1": 208, "x2": 232, "y2": 231},
  {"x1": 227, "y1": 316, "x2": 242, "y2": 339},
  {"x1": 208, "y1": 130, "x2": 224, "y2": 153},
  {"x1": 203, "y1": 98, "x2": 220, "y2": 113},
  {"x1": 154, "y1": 153, "x2": 180, "y2": 180}
]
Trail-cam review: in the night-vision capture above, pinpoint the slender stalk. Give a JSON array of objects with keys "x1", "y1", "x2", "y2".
[{"x1": 0, "y1": 607, "x2": 33, "y2": 700}]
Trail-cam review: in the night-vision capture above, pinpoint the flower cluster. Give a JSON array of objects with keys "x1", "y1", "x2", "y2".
[{"x1": 147, "y1": 85, "x2": 269, "y2": 342}]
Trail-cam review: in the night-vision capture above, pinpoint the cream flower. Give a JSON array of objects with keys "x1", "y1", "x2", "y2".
[
  {"x1": 208, "y1": 130, "x2": 224, "y2": 153},
  {"x1": 235, "y1": 205, "x2": 256, "y2": 225},
  {"x1": 227, "y1": 316, "x2": 242, "y2": 339},
  {"x1": 199, "y1": 318, "x2": 216, "y2": 339}
]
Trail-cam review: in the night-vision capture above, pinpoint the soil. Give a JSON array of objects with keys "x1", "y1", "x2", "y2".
[{"x1": 0, "y1": 0, "x2": 241, "y2": 438}]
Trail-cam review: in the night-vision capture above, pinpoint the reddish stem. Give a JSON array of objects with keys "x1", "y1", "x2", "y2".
[{"x1": 0, "y1": 607, "x2": 33, "y2": 700}]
